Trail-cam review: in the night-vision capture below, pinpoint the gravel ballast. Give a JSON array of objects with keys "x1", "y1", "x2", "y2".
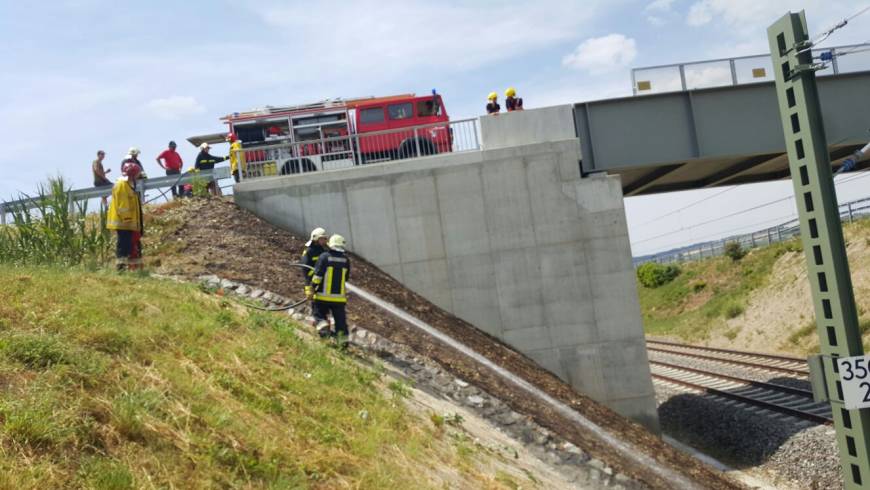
[{"x1": 650, "y1": 350, "x2": 841, "y2": 489}]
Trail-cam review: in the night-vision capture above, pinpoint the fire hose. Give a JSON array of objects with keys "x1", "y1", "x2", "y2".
[
  {"x1": 835, "y1": 140, "x2": 870, "y2": 175},
  {"x1": 235, "y1": 263, "x2": 314, "y2": 311}
]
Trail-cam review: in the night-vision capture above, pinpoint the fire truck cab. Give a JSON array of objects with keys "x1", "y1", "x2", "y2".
[{"x1": 220, "y1": 92, "x2": 449, "y2": 177}]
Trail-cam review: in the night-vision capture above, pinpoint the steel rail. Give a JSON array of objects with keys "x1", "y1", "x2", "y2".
[
  {"x1": 646, "y1": 344, "x2": 809, "y2": 377},
  {"x1": 647, "y1": 339, "x2": 806, "y2": 363},
  {"x1": 649, "y1": 360, "x2": 815, "y2": 398},
  {"x1": 651, "y1": 372, "x2": 833, "y2": 425}
]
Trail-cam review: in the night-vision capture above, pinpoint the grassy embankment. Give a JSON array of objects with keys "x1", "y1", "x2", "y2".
[
  {"x1": 0, "y1": 187, "x2": 524, "y2": 488},
  {"x1": 0, "y1": 266, "x2": 510, "y2": 489},
  {"x1": 638, "y1": 218, "x2": 870, "y2": 354}
]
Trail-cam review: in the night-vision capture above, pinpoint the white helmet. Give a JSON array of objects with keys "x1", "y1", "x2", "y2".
[
  {"x1": 128, "y1": 147, "x2": 140, "y2": 156},
  {"x1": 310, "y1": 227, "x2": 327, "y2": 241},
  {"x1": 199, "y1": 142, "x2": 210, "y2": 150},
  {"x1": 328, "y1": 234, "x2": 347, "y2": 251}
]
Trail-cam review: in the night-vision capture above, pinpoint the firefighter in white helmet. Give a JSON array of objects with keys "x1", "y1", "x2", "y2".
[
  {"x1": 122, "y1": 147, "x2": 146, "y2": 179},
  {"x1": 195, "y1": 142, "x2": 227, "y2": 196},
  {"x1": 301, "y1": 227, "x2": 328, "y2": 296},
  {"x1": 310, "y1": 234, "x2": 351, "y2": 346}
]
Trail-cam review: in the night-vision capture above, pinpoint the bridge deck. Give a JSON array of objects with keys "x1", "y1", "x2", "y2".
[{"x1": 574, "y1": 71, "x2": 870, "y2": 196}]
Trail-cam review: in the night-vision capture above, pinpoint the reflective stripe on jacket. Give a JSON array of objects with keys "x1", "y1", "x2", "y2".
[
  {"x1": 311, "y1": 251, "x2": 350, "y2": 303},
  {"x1": 106, "y1": 177, "x2": 142, "y2": 231}
]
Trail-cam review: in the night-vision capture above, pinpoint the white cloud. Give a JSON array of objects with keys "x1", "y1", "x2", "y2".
[
  {"x1": 645, "y1": 0, "x2": 677, "y2": 25},
  {"x1": 646, "y1": 0, "x2": 675, "y2": 12},
  {"x1": 686, "y1": 1, "x2": 714, "y2": 26},
  {"x1": 681, "y1": 1, "x2": 868, "y2": 60},
  {"x1": 684, "y1": 0, "x2": 855, "y2": 35},
  {"x1": 684, "y1": 65, "x2": 732, "y2": 88},
  {"x1": 144, "y1": 96, "x2": 205, "y2": 120},
  {"x1": 246, "y1": 0, "x2": 622, "y2": 75},
  {"x1": 562, "y1": 34, "x2": 637, "y2": 74}
]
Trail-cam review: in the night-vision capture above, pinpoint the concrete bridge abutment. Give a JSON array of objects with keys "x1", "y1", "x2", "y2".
[{"x1": 234, "y1": 106, "x2": 659, "y2": 433}]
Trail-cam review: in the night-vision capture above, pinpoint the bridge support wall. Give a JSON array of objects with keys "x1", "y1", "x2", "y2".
[{"x1": 234, "y1": 107, "x2": 659, "y2": 433}]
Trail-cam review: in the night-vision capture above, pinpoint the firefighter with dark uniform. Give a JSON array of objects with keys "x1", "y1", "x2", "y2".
[
  {"x1": 486, "y1": 92, "x2": 500, "y2": 115},
  {"x1": 308, "y1": 234, "x2": 351, "y2": 345},
  {"x1": 505, "y1": 87, "x2": 523, "y2": 112},
  {"x1": 301, "y1": 227, "x2": 328, "y2": 296}
]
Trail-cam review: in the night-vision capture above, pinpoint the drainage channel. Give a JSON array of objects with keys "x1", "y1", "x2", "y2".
[{"x1": 347, "y1": 283, "x2": 706, "y2": 490}]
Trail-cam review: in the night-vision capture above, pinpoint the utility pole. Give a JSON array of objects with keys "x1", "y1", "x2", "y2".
[{"x1": 768, "y1": 11, "x2": 870, "y2": 488}]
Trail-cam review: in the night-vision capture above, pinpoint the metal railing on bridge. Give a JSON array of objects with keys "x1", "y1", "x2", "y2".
[
  {"x1": 0, "y1": 167, "x2": 232, "y2": 225},
  {"x1": 631, "y1": 42, "x2": 870, "y2": 95},
  {"x1": 634, "y1": 195, "x2": 870, "y2": 265},
  {"x1": 235, "y1": 118, "x2": 480, "y2": 182}
]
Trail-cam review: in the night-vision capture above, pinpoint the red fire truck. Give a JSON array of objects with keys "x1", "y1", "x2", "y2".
[{"x1": 220, "y1": 92, "x2": 451, "y2": 176}]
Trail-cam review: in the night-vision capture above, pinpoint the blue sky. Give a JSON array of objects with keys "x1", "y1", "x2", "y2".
[{"x1": 2, "y1": 0, "x2": 870, "y2": 256}]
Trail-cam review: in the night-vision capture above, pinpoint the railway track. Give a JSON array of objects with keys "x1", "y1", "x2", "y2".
[
  {"x1": 647, "y1": 340, "x2": 829, "y2": 425},
  {"x1": 646, "y1": 339, "x2": 809, "y2": 377}
]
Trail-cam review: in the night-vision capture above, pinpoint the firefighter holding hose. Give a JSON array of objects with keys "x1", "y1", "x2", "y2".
[
  {"x1": 308, "y1": 234, "x2": 351, "y2": 346},
  {"x1": 302, "y1": 227, "x2": 328, "y2": 296}
]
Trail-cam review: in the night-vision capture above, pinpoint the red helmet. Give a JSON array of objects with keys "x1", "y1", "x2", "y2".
[
  {"x1": 226, "y1": 133, "x2": 237, "y2": 142},
  {"x1": 122, "y1": 162, "x2": 141, "y2": 179}
]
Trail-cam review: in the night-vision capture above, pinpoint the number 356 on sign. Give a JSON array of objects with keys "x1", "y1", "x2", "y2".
[{"x1": 837, "y1": 355, "x2": 870, "y2": 409}]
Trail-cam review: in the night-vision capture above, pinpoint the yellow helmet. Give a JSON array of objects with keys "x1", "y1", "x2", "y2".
[
  {"x1": 505, "y1": 87, "x2": 517, "y2": 97},
  {"x1": 487, "y1": 92, "x2": 498, "y2": 100}
]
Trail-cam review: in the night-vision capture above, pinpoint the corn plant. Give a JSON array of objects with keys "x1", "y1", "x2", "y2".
[
  {"x1": 0, "y1": 177, "x2": 112, "y2": 266},
  {"x1": 191, "y1": 175, "x2": 210, "y2": 198}
]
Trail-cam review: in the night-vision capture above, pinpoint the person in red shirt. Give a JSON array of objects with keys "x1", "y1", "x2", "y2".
[{"x1": 156, "y1": 141, "x2": 184, "y2": 198}]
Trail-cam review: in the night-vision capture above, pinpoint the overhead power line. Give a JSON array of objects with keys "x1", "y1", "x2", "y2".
[
  {"x1": 800, "y1": 4, "x2": 870, "y2": 53},
  {"x1": 630, "y1": 171, "x2": 870, "y2": 247},
  {"x1": 631, "y1": 195, "x2": 795, "y2": 246},
  {"x1": 633, "y1": 186, "x2": 737, "y2": 229},
  {"x1": 638, "y1": 212, "x2": 799, "y2": 255}
]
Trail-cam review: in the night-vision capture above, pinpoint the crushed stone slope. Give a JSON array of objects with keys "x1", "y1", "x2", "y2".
[{"x1": 146, "y1": 197, "x2": 744, "y2": 489}]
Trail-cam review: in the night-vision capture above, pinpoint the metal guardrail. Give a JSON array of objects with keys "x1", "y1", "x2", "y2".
[
  {"x1": 634, "y1": 196, "x2": 870, "y2": 265},
  {"x1": 631, "y1": 43, "x2": 870, "y2": 95},
  {"x1": 0, "y1": 167, "x2": 231, "y2": 225},
  {"x1": 234, "y1": 118, "x2": 480, "y2": 182}
]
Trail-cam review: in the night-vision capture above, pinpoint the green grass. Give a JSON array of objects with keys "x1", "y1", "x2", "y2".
[
  {"x1": 788, "y1": 321, "x2": 817, "y2": 346},
  {"x1": 638, "y1": 240, "x2": 793, "y2": 341},
  {"x1": 0, "y1": 266, "x2": 488, "y2": 489},
  {"x1": 639, "y1": 218, "x2": 870, "y2": 349}
]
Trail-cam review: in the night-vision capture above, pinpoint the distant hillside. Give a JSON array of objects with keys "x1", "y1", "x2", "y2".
[{"x1": 638, "y1": 218, "x2": 870, "y2": 356}]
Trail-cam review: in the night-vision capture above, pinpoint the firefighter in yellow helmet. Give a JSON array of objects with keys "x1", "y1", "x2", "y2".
[
  {"x1": 486, "y1": 92, "x2": 500, "y2": 115},
  {"x1": 505, "y1": 87, "x2": 523, "y2": 112},
  {"x1": 309, "y1": 234, "x2": 351, "y2": 346},
  {"x1": 107, "y1": 162, "x2": 144, "y2": 271}
]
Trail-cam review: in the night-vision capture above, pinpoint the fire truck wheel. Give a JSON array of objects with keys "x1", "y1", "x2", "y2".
[
  {"x1": 398, "y1": 138, "x2": 437, "y2": 159},
  {"x1": 280, "y1": 158, "x2": 316, "y2": 175}
]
